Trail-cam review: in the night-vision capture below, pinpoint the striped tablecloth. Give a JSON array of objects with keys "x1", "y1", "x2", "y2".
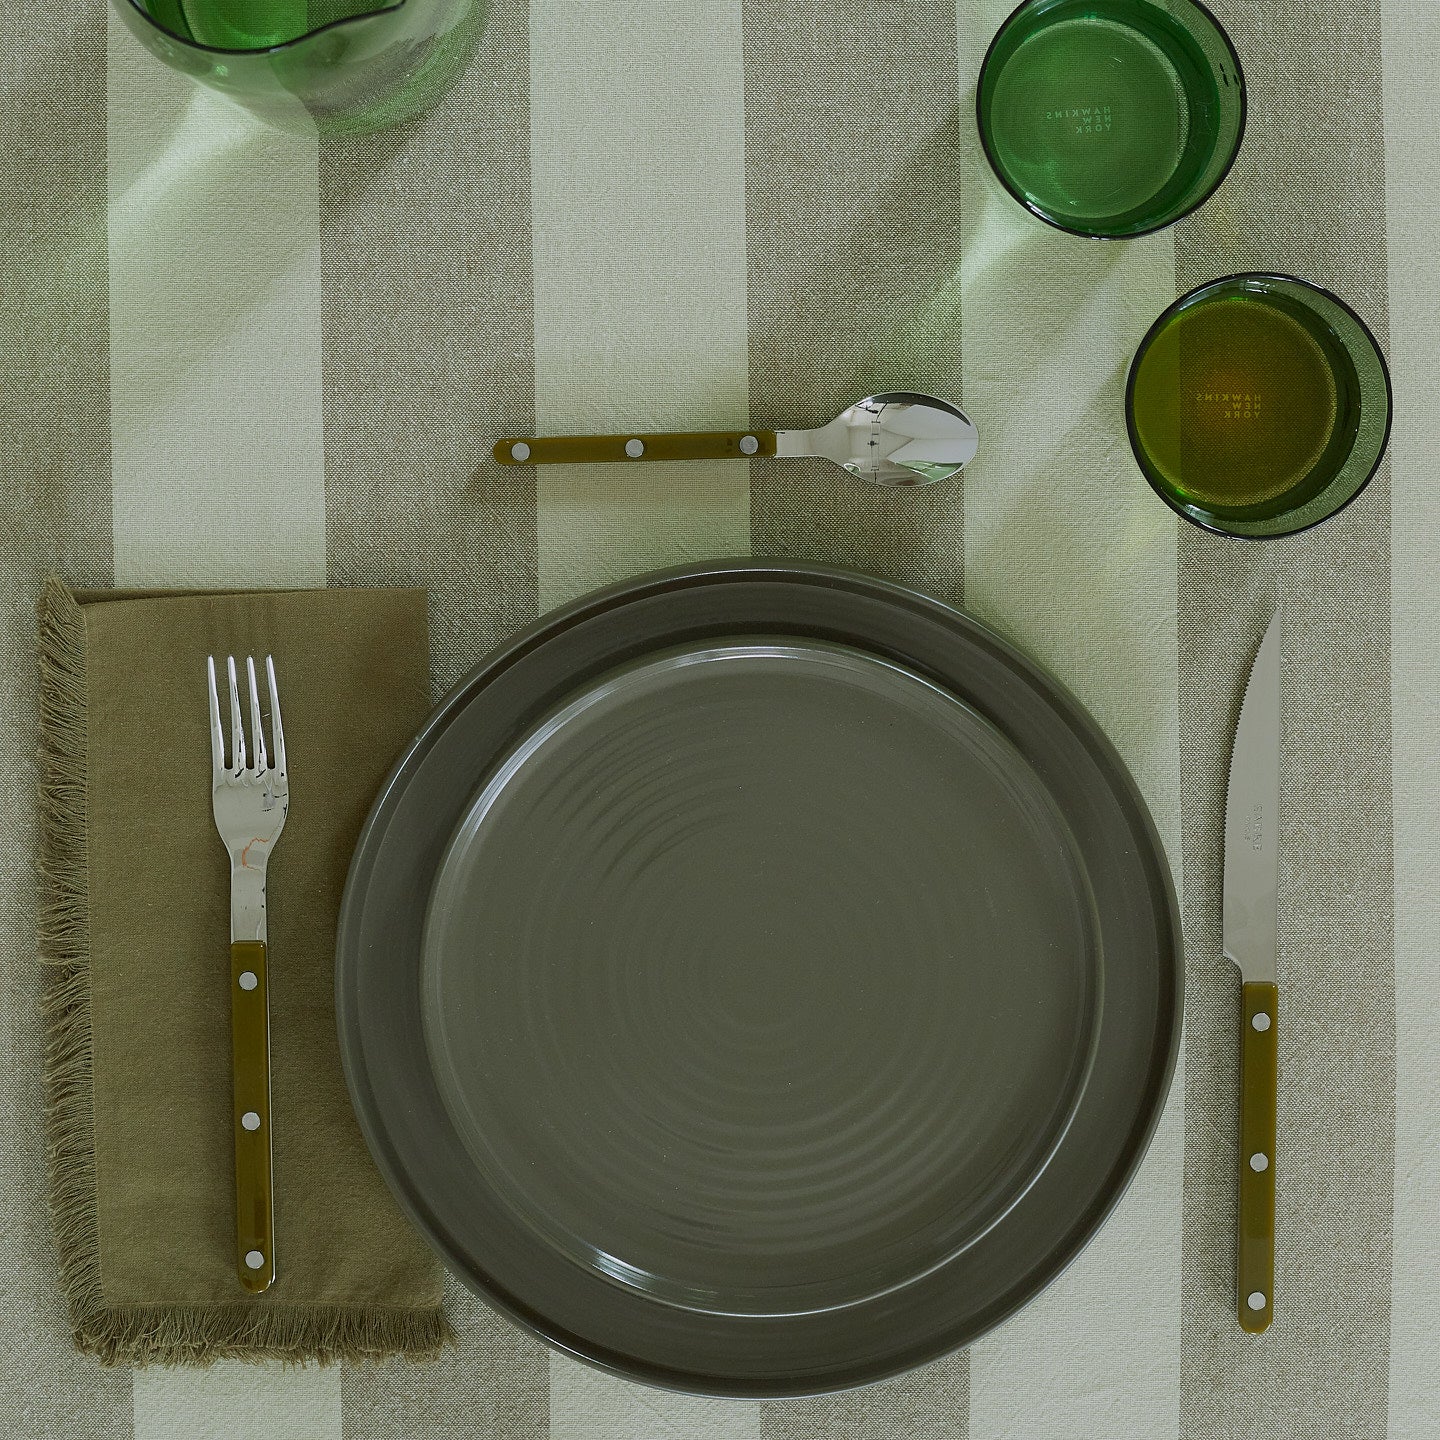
[{"x1": 4, "y1": 1, "x2": 1437, "y2": 1436}]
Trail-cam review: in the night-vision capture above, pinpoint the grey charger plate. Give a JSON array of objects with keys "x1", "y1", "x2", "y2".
[{"x1": 337, "y1": 561, "x2": 1181, "y2": 1397}]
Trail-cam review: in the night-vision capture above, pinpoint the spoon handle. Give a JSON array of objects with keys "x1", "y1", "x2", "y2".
[{"x1": 494, "y1": 431, "x2": 777, "y2": 465}]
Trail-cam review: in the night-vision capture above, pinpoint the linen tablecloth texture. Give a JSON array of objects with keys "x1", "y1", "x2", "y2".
[
  {"x1": 3, "y1": 0, "x2": 1437, "y2": 1433},
  {"x1": 37, "y1": 583, "x2": 445, "y2": 1365}
]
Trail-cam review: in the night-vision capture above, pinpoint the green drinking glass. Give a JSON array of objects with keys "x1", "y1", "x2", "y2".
[
  {"x1": 114, "y1": 0, "x2": 487, "y2": 136},
  {"x1": 976, "y1": 0, "x2": 1244, "y2": 238},
  {"x1": 1125, "y1": 274, "x2": 1392, "y2": 538}
]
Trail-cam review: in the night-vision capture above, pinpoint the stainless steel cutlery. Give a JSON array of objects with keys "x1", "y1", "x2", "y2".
[
  {"x1": 208, "y1": 654, "x2": 289, "y2": 1293},
  {"x1": 1223, "y1": 613, "x2": 1281, "y2": 1333}
]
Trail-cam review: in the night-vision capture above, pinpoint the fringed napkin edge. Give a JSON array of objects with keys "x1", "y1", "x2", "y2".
[{"x1": 36, "y1": 578, "x2": 454, "y2": 1367}]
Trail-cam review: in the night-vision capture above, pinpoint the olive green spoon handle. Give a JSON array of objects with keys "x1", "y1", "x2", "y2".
[
  {"x1": 494, "y1": 392, "x2": 978, "y2": 489},
  {"x1": 496, "y1": 431, "x2": 776, "y2": 465}
]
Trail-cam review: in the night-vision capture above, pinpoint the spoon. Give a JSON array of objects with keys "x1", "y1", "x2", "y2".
[{"x1": 494, "y1": 392, "x2": 978, "y2": 488}]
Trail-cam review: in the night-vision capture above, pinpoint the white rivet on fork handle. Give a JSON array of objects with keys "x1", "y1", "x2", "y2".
[{"x1": 245, "y1": 1249, "x2": 265, "y2": 1270}]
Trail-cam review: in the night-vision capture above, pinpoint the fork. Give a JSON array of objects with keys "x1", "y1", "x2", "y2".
[{"x1": 208, "y1": 654, "x2": 289, "y2": 1294}]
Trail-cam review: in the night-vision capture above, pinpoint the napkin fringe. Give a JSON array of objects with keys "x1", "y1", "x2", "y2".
[
  {"x1": 37, "y1": 578, "x2": 112, "y2": 1360},
  {"x1": 73, "y1": 1302, "x2": 455, "y2": 1369}
]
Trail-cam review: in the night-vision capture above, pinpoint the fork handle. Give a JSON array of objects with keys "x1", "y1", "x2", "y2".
[{"x1": 231, "y1": 941, "x2": 275, "y2": 1293}]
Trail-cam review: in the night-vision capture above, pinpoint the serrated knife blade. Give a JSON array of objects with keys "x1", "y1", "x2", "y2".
[
  {"x1": 1224, "y1": 613, "x2": 1280, "y2": 984},
  {"x1": 1224, "y1": 611, "x2": 1281, "y2": 1335}
]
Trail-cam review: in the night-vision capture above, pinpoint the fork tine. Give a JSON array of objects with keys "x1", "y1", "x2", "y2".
[
  {"x1": 226, "y1": 655, "x2": 246, "y2": 774},
  {"x1": 266, "y1": 655, "x2": 286, "y2": 780},
  {"x1": 207, "y1": 656, "x2": 225, "y2": 773},
  {"x1": 246, "y1": 656, "x2": 267, "y2": 774}
]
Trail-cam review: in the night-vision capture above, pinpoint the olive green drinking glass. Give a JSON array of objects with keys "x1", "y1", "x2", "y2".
[
  {"x1": 1126, "y1": 274, "x2": 1392, "y2": 538},
  {"x1": 976, "y1": 0, "x2": 1244, "y2": 238},
  {"x1": 114, "y1": 0, "x2": 487, "y2": 136}
]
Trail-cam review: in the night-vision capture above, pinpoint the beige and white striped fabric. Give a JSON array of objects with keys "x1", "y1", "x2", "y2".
[{"x1": 3, "y1": 0, "x2": 1437, "y2": 1434}]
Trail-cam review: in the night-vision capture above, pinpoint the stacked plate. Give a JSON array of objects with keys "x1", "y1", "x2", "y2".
[{"x1": 337, "y1": 561, "x2": 1180, "y2": 1396}]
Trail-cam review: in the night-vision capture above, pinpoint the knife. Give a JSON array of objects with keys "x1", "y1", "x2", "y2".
[{"x1": 1223, "y1": 611, "x2": 1281, "y2": 1333}]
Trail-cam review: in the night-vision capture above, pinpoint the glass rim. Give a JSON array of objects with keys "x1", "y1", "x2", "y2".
[
  {"x1": 975, "y1": 0, "x2": 1247, "y2": 241},
  {"x1": 1124, "y1": 271, "x2": 1394, "y2": 539},
  {"x1": 119, "y1": 0, "x2": 408, "y2": 56}
]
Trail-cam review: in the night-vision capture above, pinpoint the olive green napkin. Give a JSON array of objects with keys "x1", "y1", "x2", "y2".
[{"x1": 38, "y1": 580, "x2": 449, "y2": 1366}]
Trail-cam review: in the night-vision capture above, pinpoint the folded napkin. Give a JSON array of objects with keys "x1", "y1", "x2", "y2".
[{"x1": 39, "y1": 581, "x2": 449, "y2": 1366}]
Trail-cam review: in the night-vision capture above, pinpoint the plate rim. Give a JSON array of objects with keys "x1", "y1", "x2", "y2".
[{"x1": 336, "y1": 558, "x2": 1183, "y2": 1397}]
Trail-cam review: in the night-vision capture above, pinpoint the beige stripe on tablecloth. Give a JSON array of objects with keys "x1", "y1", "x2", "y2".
[
  {"x1": 745, "y1": 2, "x2": 969, "y2": 1433},
  {"x1": 1174, "y1": 2, "x2": 1395, "y2": 1434},
  {"x1": 744, "y1": 0, "x2": 967, "y2": 605},
  {"x1": 957, "y1": 0, "x2": 1184, "y2": 1428},
  {"x1": 0, "y1": 0, "x2": 130, "y2": 1434},
  {"x1": 1382, "y1": 2, "x2": 1440, "y2": 1435},
  {"x1": 317, "y1": 2, "x2": 550, "y2": 1436},
  {"x1": 321, "y1": 0, "x2": 539, "y2": 696}
]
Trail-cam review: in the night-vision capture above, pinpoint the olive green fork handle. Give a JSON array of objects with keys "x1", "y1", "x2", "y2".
[
  {"x1": 232, "y1": 941, "x2": 274, "y2": 1293},
  {"x1": 494, "y1": 431, "x2": 778, "y2": 465},
  {"x1": 1239, "y1": 981, "x2": 1276, "y2": 1332}
]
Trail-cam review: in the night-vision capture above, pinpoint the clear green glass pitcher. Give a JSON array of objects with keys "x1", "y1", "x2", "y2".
[{"x1": 114, "y1": 0, "x2": 488, "y2": 136}]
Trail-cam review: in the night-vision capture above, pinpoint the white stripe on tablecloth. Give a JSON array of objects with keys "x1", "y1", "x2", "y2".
[
  {"x1": 529, "y1": 0, "x2": 754, "y2": 1428},
  {"x1": 959, "y1": 7, "x2": 1183, "y2": 1431},
  {"x1": 107, "y1": 11, "x2": 324, "y2": 592},
  {"x1": 1384, "y1": 2, "x2": 1440, "y2": 1434},
  {"x1": 132, "y1": 1361, "x2": 340, "y2": 1440},
  {"x1": 106, "y1": 12, "x2": 333, "y2": 1436},
  {"x1": 530, "y1": 0, "x2": 750, "y2": 614}
]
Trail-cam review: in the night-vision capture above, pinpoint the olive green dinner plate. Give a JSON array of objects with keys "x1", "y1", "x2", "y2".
[{"x1": 337, "y1": 561, "x2": 1181, "y2": 1396}]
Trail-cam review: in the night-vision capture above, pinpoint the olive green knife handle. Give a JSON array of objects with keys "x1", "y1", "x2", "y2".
[
  {"x1": 231, "y1": 940, "x2": 274, "y2": 1294},
  {"x1": 493, "y1": 431, "x2": 778, "y2": 465},
  {"x1": 1239, "y1": 980, "x2": 1276, "y2": 1332}
]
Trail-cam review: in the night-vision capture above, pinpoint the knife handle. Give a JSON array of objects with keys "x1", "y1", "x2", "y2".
[
  {"x1": 1238, "y1": 981, "x2": 1276, "y2": 1332},
  {"x1": 493, "y1": 431, "x2": 778, "y2": 465},
  {"x1": 231, "y1": 941, "x2": 275, "y2": 1294}
]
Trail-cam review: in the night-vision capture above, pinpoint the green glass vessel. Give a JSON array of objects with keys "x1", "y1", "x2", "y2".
[
  {"x1": 976, "y1": 0, "x2": 1244, "y2": 238},
  {"x1": 115, "y1": 0, "x2": 487, "y2": 136},
  {"x1": 1126, "y1": 274, "x2": 1392, "y2": 538}
]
